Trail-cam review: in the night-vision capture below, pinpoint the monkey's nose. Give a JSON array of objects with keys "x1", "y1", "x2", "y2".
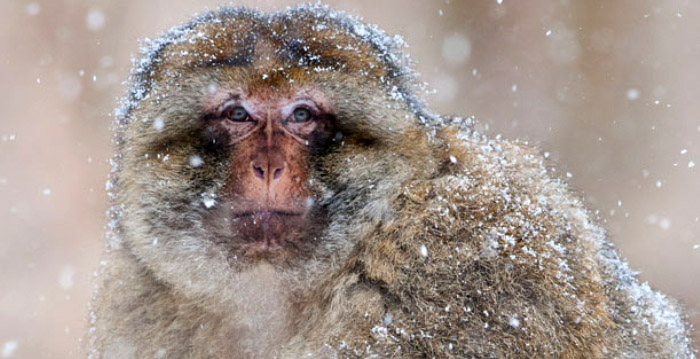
[{"x1": 251, "y1": 161, "x2": 285, "y2": 182}]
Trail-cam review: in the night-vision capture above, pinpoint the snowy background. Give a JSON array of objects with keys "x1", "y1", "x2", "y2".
[{"x1": 1, "y1": 0, "x2": 699, "y2": 357}]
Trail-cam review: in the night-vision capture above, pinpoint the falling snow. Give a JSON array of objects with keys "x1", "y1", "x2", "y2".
[
  {"x1": 1, "y1": 341, "x2": 18, "y2": 358},
  {"x1": 189, "y1": 155, "x2": 203, "y2": 168},
  {"x1": 419, "y1": 244, "x2": 429, "y2": 258},
  {"x1": 627, "y1": 88, "x2": 640, "y2": 100},
  {"x1": 58, "y1": 266, "x2": 75, "y2": 290},
  {"x1": 153, "y1": 118, "x2": 165, "y2": 131},
  {"x1": 441, "y1": 33, "x2": 471, "y2": 65},
  {"x1": 86, "y1": 9, "x2": 106, "y2": 31},
  {"x1": 202, "y1": 198, "x2": 216, "y2": 208},
  {"x1": 508, "y1": 316, "x2": 520, "y2": 328},
  {"x1": 26, "y1": 3, "x2": 40, "y2": 16}
]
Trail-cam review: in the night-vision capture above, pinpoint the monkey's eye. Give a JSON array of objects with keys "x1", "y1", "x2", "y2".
[
  {"x1": 223, "y1": 106, "x2": 250, "y2": 122},
  {"x1": 292, "y1": 108, "x2": 311, "y2": 123}
]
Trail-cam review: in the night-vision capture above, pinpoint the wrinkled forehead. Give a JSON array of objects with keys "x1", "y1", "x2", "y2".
[{"x1": 147, "y1": 11, "x2": 391, "y2": 86}]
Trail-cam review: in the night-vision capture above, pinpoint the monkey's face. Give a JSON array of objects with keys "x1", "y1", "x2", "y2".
[
  {"x1": 201, "y1": 85, "x2": 338, "y2": 262},
  {"x1": 122, "y1": 64, "x2": 403, "y2": 276}
]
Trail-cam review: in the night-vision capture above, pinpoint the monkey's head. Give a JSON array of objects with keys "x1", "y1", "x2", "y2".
[{"x1": 112, "y1": 5, "x2": 438, "y2": 306}]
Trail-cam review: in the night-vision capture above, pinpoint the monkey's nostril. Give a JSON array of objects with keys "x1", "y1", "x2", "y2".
[
  {"x1": 253, "y1": 166, "x2": 265, "y2": 179},
  {"x1": 272, "y1": 166, "x2": 284, "y2": 180}
]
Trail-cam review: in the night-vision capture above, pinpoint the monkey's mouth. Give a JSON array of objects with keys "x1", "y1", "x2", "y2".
[
  {"x1": 230, "y1": 210, "x2": 307, "y2": 250},
  {"x1": 231, "y1": 210, "x2": 304, "y2": 219}
]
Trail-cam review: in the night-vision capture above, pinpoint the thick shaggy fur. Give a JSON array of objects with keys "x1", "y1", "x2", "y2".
[{"x1": 88, "y1": 4, "x2": 695, "y2": 359}]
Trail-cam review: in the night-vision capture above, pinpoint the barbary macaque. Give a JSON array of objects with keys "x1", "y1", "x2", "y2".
[{"x1": 88, "y1": 4, "x2": 696, "y2": 359}]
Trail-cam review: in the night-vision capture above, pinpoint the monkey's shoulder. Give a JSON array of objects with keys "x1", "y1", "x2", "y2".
[
  {"x1": 390, "y1": 132, "x2": 600, "y2": 265},
  {"x1": 357, "y1": 131, "x2": 608, "y2": 299},
  {"x1": 341, "y1": 136, "x2": 619, "y2": 357},
  {"x1": 339, "y1": 134, "x2": 695, "y2": 358}
]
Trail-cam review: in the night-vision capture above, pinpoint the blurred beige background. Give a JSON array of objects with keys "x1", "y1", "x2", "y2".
[{"x1": 1, "y1": 0, "x2": 699, "y2": 357}]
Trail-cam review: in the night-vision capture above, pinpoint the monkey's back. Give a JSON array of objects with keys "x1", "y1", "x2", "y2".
[{"x1": 335, "y1": 125, "x2": 695, "y2": 359}]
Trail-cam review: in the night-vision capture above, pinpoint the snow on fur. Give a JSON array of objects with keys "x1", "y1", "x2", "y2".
[{"x1": 98, "y1": 3, "x2": 696, "y2": 358}]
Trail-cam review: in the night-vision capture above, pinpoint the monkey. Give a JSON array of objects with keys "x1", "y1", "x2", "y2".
[{"x1": 87, "y1": 4, "x2": 696, "y2": 359}]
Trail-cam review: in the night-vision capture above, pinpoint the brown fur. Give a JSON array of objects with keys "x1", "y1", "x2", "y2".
[{"x1": 88, "y1": 4, "x2": 695, "y2": 359}]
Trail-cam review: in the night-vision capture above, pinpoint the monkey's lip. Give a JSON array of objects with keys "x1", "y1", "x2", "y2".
[
  {"x1": 229, "y1": 210, "x2": 307, "y2": 248},
  {"x1": 230, "y1": 210, "x2": 304, "y2": 219}
]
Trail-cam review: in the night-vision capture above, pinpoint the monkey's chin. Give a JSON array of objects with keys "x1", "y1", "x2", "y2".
[{"x1": 231, "y1": 211, "x2": 307, "y2": 257}]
